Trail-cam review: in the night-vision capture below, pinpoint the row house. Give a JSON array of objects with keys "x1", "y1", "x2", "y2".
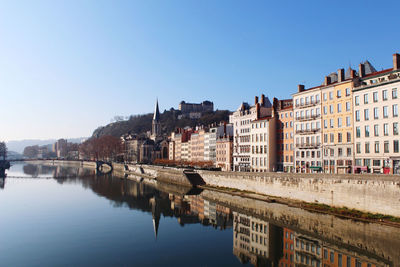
[
  {"x1": 293, "y1": 84, "x2": 323, "y2": 173},
  {"x1": 230, "y1": 95, "x2": 272, "y2": 171},
  {"x1": 204, "y1": 123, "x2": 233, "y2": 163},
  {"x1": 215, "y1": 135, "x2": 233, "y2": 171},
  {"x1": 353, "y1": 53, "x2": 400, "y2": 174},
  {"x1": 274, "y1": 98, "x2": 294, "y2": 172},
  {"x1": 321, "y1": 69, "x2": 356, "y2": 174},
  {"x1": 250, "y1": 115, "x2": 277, "y2": 172}
]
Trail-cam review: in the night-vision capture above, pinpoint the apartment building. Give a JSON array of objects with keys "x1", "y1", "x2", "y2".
[
  {"x1": 230, "y1": 95, "x2": 272, "y2": 171},
  {"x1": 215, "y1": 135, "x2": 233, "y2": 171},
  {"x1": 190, "y1": 128, "x2": 207, "y2": 162},
  {"x1": 275, "y1": 98, "x2": 294, "y2": 172},
  {"x1": 204, "y1": 123, "x2": 233, "y2": 163},
  {"x1": 293, "y1": 85, "x2": 322, "y2": 173},
  {"x1": 321, "y1": 70, "x2": 355, "y2": 174},
  {"x1": 250, "y1": 115, "x2": 277, "y2": 172},
  {"x1": 353, "y1": 53, "x2": 400, "y2": 174}
]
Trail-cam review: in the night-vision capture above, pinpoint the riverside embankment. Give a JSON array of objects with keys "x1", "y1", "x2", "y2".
[{"x1": 23, "y1": 160, "x2": 400, "y2": 218}]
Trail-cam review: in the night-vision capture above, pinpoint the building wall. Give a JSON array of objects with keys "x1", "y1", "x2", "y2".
[
  {"x1": 322, "y1": 80, "x2": 354, "y2": 174},
  {"x1": 277, "y1": 107, "x2": 294, "y2": 172},
  {"x1": 293, "y1": 87, "x2": 323, "y2": 173},
  {"x1": 353, "y1": 71, "x2": 400, "y2": 174},
  {"x1": 216, "y1": 137, "x2": 233, "y2": 171}
]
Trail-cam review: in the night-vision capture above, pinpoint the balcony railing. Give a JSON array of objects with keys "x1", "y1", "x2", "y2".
[
  {"x1": 295, "y1": 100, "x2": 320, "y2": 109},
  {"x1": 295, "y1": 114, "x2": 321, "y2": 121},
  {"x1": 296, "y1": 142, "x2": 321, "y2": 149},
  {"x1": 295, "y1": 128, "x2": 321, "y2": 135}
]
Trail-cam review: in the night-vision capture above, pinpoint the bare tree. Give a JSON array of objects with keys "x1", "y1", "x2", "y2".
[{"x1": 0, "y1": 142, "x2": 7, "y2": 160}]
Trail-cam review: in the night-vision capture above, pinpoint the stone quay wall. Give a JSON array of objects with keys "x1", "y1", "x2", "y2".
[
  {"x1": 197, "y1": 170, "x2": 400, "y2": 217},
  {"x1": 127, "y1": 165, "x2": 400, "y2": 217}
]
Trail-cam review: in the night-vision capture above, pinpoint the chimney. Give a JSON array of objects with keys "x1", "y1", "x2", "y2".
[
  {"x1": 255, "y1": 96, "x2": 259, "y2": 105},
  {"x1": 273, "y1": 97, "x2": 278, "y2": 110},
  {"x1": 393, "y1": 53, "x2": 400, "y2": 70},
  {"x1": 261, "y1": 94, "x2": 265, "y2": 106},
  {"x1": 338, "y1": 68, "x2": 345, "y2": 82},
  {"x1": 298, "y1": 84, "x2": 305, "y2": 92},
  {"x1": 324, "y1": 76, "x2": 331, "y2": 86},
  {"x1": 359, "y1": 63, "x2": 365, "y2": 78},
  {"x1": 350, "y1": 69, "x2": 356, "y2": 79},
  {"x1": 256, "y1": 103, "x2": 260, "y2": 119}
]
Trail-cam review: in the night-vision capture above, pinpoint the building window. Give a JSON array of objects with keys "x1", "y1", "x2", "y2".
[
  {"x1": 323, "y1": 106, "x2": 327, "y2": 115},
  {"x1": 329, "y1": 92, "x2": 333, "y2": 100},
  {"x1": 383, "y1": 90, "x2": 388, "y2": 101},
  {"x1": 364, "y1": 94, "x2": 368, "y2": 104},
  {"x1": 365, "y1": 125, "x2": 370, "y2": 137},
  {"x1": 347, "y1": 132, "x2": 351, "y2": 142},
  {"x1": 393, "y1": 104, "x2": 398, "y2": 117},
  {"x1": 364, "y1": 109, "x2": 369, "y2": 120},
  {"x1": 338, "y1": 118, "x2": 342, "y2": 127},
  {"x1": 384, "y1": 141, "x2": 389, "y2": 153},
  {"x1": 394, "y1": 140, "x2": 399, "y2": 153},
  {"x1": 375, "y1": 142, "x2": 380, "y2": 153},
  {"x1": 373, "y1": 159, "x2": 380, "y2": 166},
  {"x1": 345, "y1": 88, "x2": 350, "y2": 96},
  {"x1": 337, "y1": 90, "x2": 342, "y2": 98},
  {"x1": 383, "y1": 106, "x2": 388, "y2": 118},
  {"x1": 346, "y1": 116, "x2": 351, "y2": 126},
  {"x1": 338, "y1": 148, "x2": 343, "y2": 156},
  {"x1": 330, "y1": 105, "x2": 334, "y2": 114},
  {"x1": 324, "y1": 120, "x2": 327, "y2": 128},
  {"x1": 337, "y1": 103, "x2": 342, "y2": 113},
  {"x1": 356, "y1": 143, "x2": 361, "y2": 154},
  {"x1": 347, "y1": 147, "x2": 352, "y2": 156},
  {"x1": 373, "y1": 91, "x2": 378, "y2": 102},
  {"x1": 330, "y1": 119, "x2": 334, "y2": 128},
  {"x1": 346, "y1": 101, "x2": 350, "y2": 111},
  {"x1": 393, "y1": 88, "x2": 398, "y2": 99},
  {"x1": 374, "y1": 107, "x2": 379, "y2": 119},
  {"x1": 356, "y1": 127, "x2": 360, "y2": 138},
  {"x1": 394, "y1": 123, "x2": 399, "y2": 135},
  {"x1": 384, "y1": 123, "x2": 389, "y2": 136},
  {"x1": 338, "y1": 133, "x2": 342, "y2": 143},
  {"x1": 374, "y1": 125, "x2": 379, "y2": 136},
  {"x1": 324, "y1": 134, "x2": 328, "y2": 143},
  {"x1": 330, "y1": 133, "x2": 334, "y2": 143},
  {"x1": 365, "y1": 142, "x2": 370, "y2": 153},
  {"x1": 355, "y1": 110, "x2": 360, "y2": 121},
  {"x1": 323, "y1": 93, "x2": 327, "y2": 101},
  {"x1": 355, "y1": 96, "x2": 360, "y2": 105}
]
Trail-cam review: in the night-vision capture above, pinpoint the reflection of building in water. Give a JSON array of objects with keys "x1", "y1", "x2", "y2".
[
  {"x1": 167, "y1": 194, "x2": 232, "y2": 230},
  {"x1": 233, "y1": 211, "x2": 282, "y2": 266},
  {"x1": 0, "y1": 178, "x2": 5, "y2": 189},
  {"x1": 292, "y1": 232, "x2": 387, "y2": 267},
  {"x1": 149, "y1": 196, "x2": 161, "y2": 239},
  {"x1": 278, "y1": 228, "x2": 294, "y2": 267},
  {"x1": 320, "y1": 244, "x2": 386, "y2": 267},
  {"x1": 294, "y1": 234, "x2": 322, "y2": 267}
]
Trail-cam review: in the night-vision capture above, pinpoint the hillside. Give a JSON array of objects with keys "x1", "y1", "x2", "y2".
[{"x1": 92, "y1": 110, "x2": 231, "y2": 138}]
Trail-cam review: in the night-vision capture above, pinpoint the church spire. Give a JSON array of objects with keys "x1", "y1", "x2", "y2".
[{"x1": 153, "y1": 98, "x2": 160, "y2": 122}]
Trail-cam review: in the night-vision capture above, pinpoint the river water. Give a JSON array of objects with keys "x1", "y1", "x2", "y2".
[{"x1": 0, "y1": 163, "x2": 398, "y2": 267}]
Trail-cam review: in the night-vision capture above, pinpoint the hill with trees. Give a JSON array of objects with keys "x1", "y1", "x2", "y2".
[{"x1": 92, "y1": 109, "x2": 231, "y2": 138}]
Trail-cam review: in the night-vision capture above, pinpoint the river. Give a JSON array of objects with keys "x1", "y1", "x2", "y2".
[{"x1": 0, "y1": 163, "x2": 398, "y2": 266}]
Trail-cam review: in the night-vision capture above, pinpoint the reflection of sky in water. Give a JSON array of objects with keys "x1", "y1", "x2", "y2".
[
  {"x1": 0, "y1": 163, "x2": 398, "y2": 267},
  {"x1": 0, "y1": 164, "x2": 239, "y2": 267}
]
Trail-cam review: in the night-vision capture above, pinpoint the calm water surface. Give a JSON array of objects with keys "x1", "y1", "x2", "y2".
[{"x1": 0, "y1": 163, "x2": 398, "y2": 267}]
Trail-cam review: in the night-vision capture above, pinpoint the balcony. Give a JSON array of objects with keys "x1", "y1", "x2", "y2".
[
  {"x1": 295, "y1": 100, "x2": 320, "y2": 109},
  {"x1": 295, "y1": 114, "x2": 321, "y2": 122},
  {"x1": 296, "y1": 142, "x2": 321, "y2": 149},
  {"x1": 295, "y1": 128, "x2": 321, "y2": 135}
]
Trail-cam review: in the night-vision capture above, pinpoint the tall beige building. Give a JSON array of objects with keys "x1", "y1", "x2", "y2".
[
  {"x1": 293, "y1": 85, "x2": 322, "y2": 173},
  {"x1": 321, "y1": 70, "x2": 356, "y2": 174},
  {"x1": 353, "y1": 53, "x2": 400, "y2": 174}
]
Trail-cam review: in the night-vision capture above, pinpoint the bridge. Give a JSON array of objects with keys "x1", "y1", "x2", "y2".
[{"x1": 7, "y1": 158, "x2": 114, "y2": 174}]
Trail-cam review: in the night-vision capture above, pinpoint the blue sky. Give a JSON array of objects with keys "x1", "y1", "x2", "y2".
[{"x1": 0, "y1": 0, "x2": 399, "y2": 141}]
